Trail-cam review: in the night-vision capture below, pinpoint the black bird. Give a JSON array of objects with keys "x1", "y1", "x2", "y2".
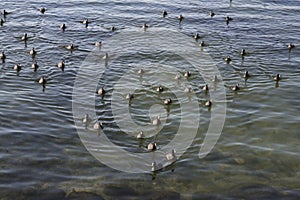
[
  {"x1": 97, "y1": 87, "x2": 105, "y2": 96},
  {"x1": 57, "y1": 60, "x2": 65, "y2": 71},
  {"x1": 147, "y1": 142, "x2": 157, "y2": 151},
  {"x1": 40, "y1": 7, "x2": 46, "y2": 14},
  {"x1": 164, "y1": 98, "x2": 172, "y2": 105},
  {"x1": 21, "y1": 33, "x2": 28, "y2": 41},
  {"x1": 288, "y1": 43, "x2": 295, "y2": 50},
  {"x1": 162, "y1": 10, "x2": 168, "y2": 17},
  {"x1": 32, "y1": 61, "x2": 39, "y2": 72},
  {"x1": 273, "y1": 74, "x2": 281, "y2": 81},
  {"x1": 83, "y1": 19, "x2": 89, "y2": 27},
  {"x1": 200, "y1": 41, "x2": 205, "y2": 47},
  {"x1": 0, "y1": 51, "x2": 6, "y2": 61},
  {"x1": 205, "y1": 100, "x2": 212, "y2": 107},
  {"x1": 231, "y1": 84, "x2": 240, "y2": 91},
  {"x1": 178, "y1": 14, "x2": 184, "y2": 23},
  {"x1": 60, "y1": 23, "x2": 66, "y2": 31},
  {"x1": 243, "y1": 71, "x2": 250, "y2": 79},
  {"x1": 184, "y1": 71, "x2": 191, "y2": 77},
  {"x1": 2, "y1": 10, "x2": 8, "y2": 17},
  {"x1": 202, "y1": 84, "x2": 209, "y2": 91},
  {"x1": 142, "y1": 23, "x2": 148, "y2": 29},
  {"x1": 29, "y1": 47, "x2": 36, "y2": 56},
  {"x1": 225, "y1": 56, "x2": 232, "y2": 63},
  {"x1": 13, "y1": 63, "x2": 21, "y2": 72},
  {"x1": 226, "y1": 15, "x2": 233, "y2": 25},
  {"x1": 241, "y1": 49, "x2": 246, "y2": 56},
  {"x1": 156, "y1": 86, "x2": 164, "y2": 92},
  {"x1": 39, "y1": 76, "x2": 47, "y2": 87}
]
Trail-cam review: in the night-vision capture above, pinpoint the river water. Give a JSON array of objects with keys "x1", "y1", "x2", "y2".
[{"x1": 0, "y1": 0, "x2": 299, "y2": 199}]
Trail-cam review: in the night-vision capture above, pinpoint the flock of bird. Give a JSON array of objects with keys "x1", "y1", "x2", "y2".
[
  {"x1": 0, "y1": 2, "x2": 296, "y2": 172},
  {"x1": 0, "y1": 8, "x2": 69, "y2": 87}
]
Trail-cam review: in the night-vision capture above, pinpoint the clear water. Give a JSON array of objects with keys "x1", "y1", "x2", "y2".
[{"x1": 0, "y1": 0, "x2": 300, "y2": 199}]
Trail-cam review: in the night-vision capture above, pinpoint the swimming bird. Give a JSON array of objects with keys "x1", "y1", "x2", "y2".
[
  {"x1": 151, "y1": 162, "x2": 163, "y2": 171},
  {"x1": 21, "y1": 33, "x2": 28, "y2": 41},
  {"x1": 162, "y1": 10, "x2": 168, "y2": 17},
  {"x1": 57, "y1": 60, "x2": 65, "y2": 70},
  {"x1": 40, "y1": 7, "x2": 46, "y2": 14},
  {"x1": 164, "y1": 98, "x2": 172, "y2": 105},
  {"x1": 241, "y1": 49, "x2": 246, "y2": 56},
  {"x1": 243, "y1": 71, "x2": 250, "y2": 79},
  {"x1": 205, "y1": 100, "x2": 212, "y2": 107},
  {"x1": 31, "y1": 61, "x2": 39, "y2": 72},
  {"x1": 184, "y1": 71, "x2": 191, "y2": 77},
  {"x1": 273, "y1": 74, "x2": 281, "y2": 81},
  {"x1": 226, "y1": 15, "x2": 233, "y2": 24},
  {"x1": 194, "y1": 33, "x2": 200, "y2": 40},
  {"x1": 138, "y1": 68, "x2": 144, "y2": 74},
  {"x1": 232, "y1": 84, "x2": 240, "y2": 91},
  {"x1": 225, "y1": 56, "x2": 231, "y2": 63},
  {"x1": 178, "y1": 14, "x2": 184, "y2": 23},
  {"x1": 29, "y1": 47, "x2": 36, "y2": 56},
  {"x1": 103, "y1": 52, "x2": 108, "y2": 60},
  {"x1": 95, "y1": 41, "x2": 102, "y2": 47},
  {"x1": 184, "y1": 87, "x2": 192, "y2": 93},
  {"x1": 0, "y1": 51, "x2": 6, "y2": 60},
  {"x1": 126, "y1": 93, "x2": 134, "y2": 101},
  {"x1": 111, "y1": 26, "x2": 116, "y2": 32},
  {"x1": 97, "y1": 87, "x2": 105, "y2": 96},
  {"x1": 202, "y1": 84, "x2": 209, "y2": 91},
  {"x1": 60, "y1": 23, "x2": 66, "y2": 31},
  {"x1": 166, "y1": 149, "x2": 176, "y2": 161},
  {"x1": 210, "y1": 11, "x2": 215, "y2": 17},
  {"x1": 156, "y1": 86, "x2": 164, "y2": 92},
  {"x1": 142, "y1": 23, "x2": 148, "y2": 29},
  {"x1": 175, "y1": 74, "x2": 182, "y2": 80},
  {"x1": 82, "y1": 114, "x2": 90, "y2": 124},
  {"x1": 66, "y1": 44, "x2": 74, "y2": 50},
  {"x1": 0, "y1": 18, "x2": 4, "y2": 26},
  {"x1": 2, "y1": 10, "x2": 8, "y2": 17},
  {"x1": 200, "y1": 41, "x2": 205, "y2": 47},
  {"x1": 83, "y1": 19, "x2": 89, "y2": 27},
  {"x1": 213, "y1": 75, "x2": 218, "y2": 82},
  {"x1": 93, "y1": 121, "x2": 103, "y2": 130},
  {"x1": 288, "y1": 43, "x2": 295, "y2": 50},
  {"x1": 147, "y1": 142, "x2": 157, "y2": 151},
  {"x1": 38, "y1": 76, "x2": 47, "y2": 87},
  {"x1": 152, "y1": 116, "x2": 161, "y2": 126},
  {"x1": 136, "y1": 131, "x2": 145, "y2": 139},
  {"x1": 13, "y1": 63, "x2": 21, "y2": 72}
]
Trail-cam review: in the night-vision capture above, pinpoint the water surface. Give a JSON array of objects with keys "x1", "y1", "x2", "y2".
[{"x1": 0, "y1": 0, "x2": 300, "y2": 199}]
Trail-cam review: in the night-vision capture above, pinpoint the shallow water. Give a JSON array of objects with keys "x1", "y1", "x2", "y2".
[{"x1": 0, "y1": 0, "x2": 300, "y2": 199}]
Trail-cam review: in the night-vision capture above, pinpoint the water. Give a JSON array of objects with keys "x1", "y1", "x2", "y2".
[{"x1": 1, "y1": 0, "x2": 300, "y2": 199}]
